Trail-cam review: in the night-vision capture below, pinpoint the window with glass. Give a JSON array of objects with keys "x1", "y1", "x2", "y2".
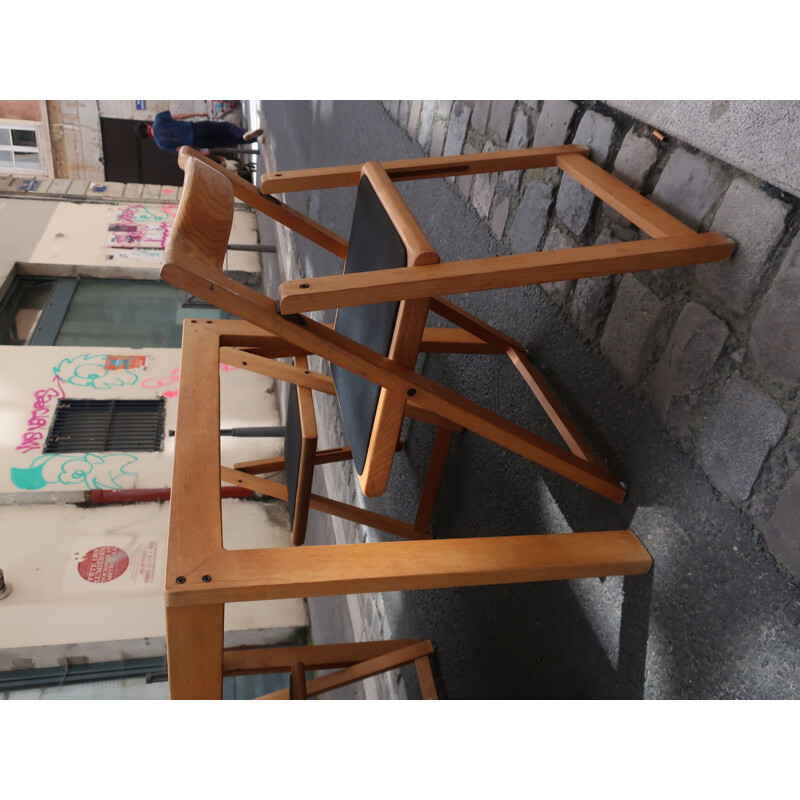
[
  {"x1": 0, "y1": 123, "x2": 45, "y2": 174},
  {"x1": 0, "y1": 277, "x2": 226, "y2": 347}
]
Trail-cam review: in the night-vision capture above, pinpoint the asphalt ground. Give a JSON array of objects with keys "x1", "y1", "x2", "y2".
[{"x1": 258, "y1": 100, "x2": 800, "y2": 700}]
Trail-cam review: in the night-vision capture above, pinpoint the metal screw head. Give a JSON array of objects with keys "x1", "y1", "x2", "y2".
[
  {"x1": 175, "y1": 576, "x2": 187, "y2": 584},
  {"x1": 407, "y1": 389, "x2": 416, "y2": 396},
  {"x1": 202, "y1": 575, "x2": 212, "y2": 583},
  {"x1": 299, "y1": 283, "x2": 310, "y2": 289}
]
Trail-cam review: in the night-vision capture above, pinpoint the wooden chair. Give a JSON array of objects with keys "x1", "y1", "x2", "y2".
[
  {"x1": 223, "y1": 638, "x2": 438, "y2": 700},
  {"x1": 162, "y1": 146, "x2": 733, "y2": 507}
]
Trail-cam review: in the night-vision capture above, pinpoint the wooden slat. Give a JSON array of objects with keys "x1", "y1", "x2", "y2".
[
  {"x1": 506, "y1": 347, "x2": 599, "y2": 464},
  {"x1": 257, "y1": 641, "x2": 435, "y2": 699},
  {"x1": 291, "y1": 354, "x2": 317, "y2": 546},
  {"x1": 556, "y1": 152, "x2": 696, "y2": 238},
  {"x1": 233, "y1": 446, "x2": 357, "y2": 475},
  {"x1": 260, "y1": 145, "x2": 591, "y2": 193},
  {"x1": 414, "y1": 427, "x2": 454, "y2": 531},
  {"x1": 162, "y1": 262, "x2": 625, "y2": 502},
  {"x1": 165, "y1": 530, "x2": 653, "y2": 606},
  {"x1": 277, "y1": 232, "x2": 736, "y2": 313},
  {"x1": 220, "y1": 467, "x2": 432, "y2": 541},
  {"x1": 222, "y1": 639, "x2": 423, "y2": 674},
  {"x1": 219, "y1": 347, "x2": 336, "y2": 395},
  {"x1": 415, "y1": 655, "x2": 439, "y2": 700}
]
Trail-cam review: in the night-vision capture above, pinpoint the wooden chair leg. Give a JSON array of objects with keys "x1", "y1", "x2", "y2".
[
  {"x1": 289, "y1": 662, "x2": 308, "y2": 699},
  {"x1": 414, "y1": 655, "x2": 439, "y2": 700},
  {"x1": 414, "y1": 426, "x2": 454, "y2": 532},
  {"x1": 166, "y1": 604, "x2": 225, "y2": 700}
]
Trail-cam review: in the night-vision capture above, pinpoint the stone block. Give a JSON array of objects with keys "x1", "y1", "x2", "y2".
[
  {"x1": 472, "y1": 142, "x2": 500, "y2": 220},
  {"x1": 600, "y1": 274, "x2": 666, "y2": 385},
  {"x1": 123, "y1": 183, "x2": 144, "y2": 199},
  {"x1": 443, "y1": 102, "x2": 471, "y2": 157},
  {"x1": 501, "y1": 109, "x2": 531, "y2": 192},
  {"x1": 509, "y1": 180, "x2": 554, "y2": 253},
  {"x1": 457, "y1": 143, "x2": 478, "y2": 200},
  {"x1": 764, "y1": 471, "x2": 800, "y2": 576},
  {"x1": 750, "y1": 234, "x2": 800, "y2": 382},
  {"x1": 697, "y1": 375, "x2": 788, "y2": 502},
  {"x1": 694, "y1": 178, "x2": 789, "y2": 313},
  {"x1": 65, "y1": 180, "x2": 90, "y2": 196},
  {"x1": 437, "y1": 100, "x2": 454, "y2": 117},
  {"x1": 86, "y1": 181, "x2": 125, "y2": 198},
  {"x1": 430, "y1": 118, "x2": 446, "y2": 158},
  {"x1": 651, "y1": 148, "x2": 728, "y2": 228},
  {"x1": 554, "y1": 111, "x2": 616, "y2": 236},
  {"x1": 388, "y1": 100, "x2": 400, "y2": 117},
  {"x1": 397, "y1": 100, "x2": 410, "y2": 129},
  {"x1": 612, "y1": 130, "x2": 658, "y2": 191},
  {"x1": 555, "y1": 173, "x2": 597, "y2": 237},
  {"x1": 407, "y1": 100, "x2": 422, "y2": 137},
  {"x1": 539, "y1": 225, "x2": 578, "y2": 304},
  {"x1": 489, "y1": 100, "x2": 515, "y2": 139},
  {"x1": 532, "y1": 100, "x2": 577, "y2": 148},
  {"x1": 572, "y1": 109, "x2": 616, "y2": 167},
  {"x1": 417, "y1": 100, "x2": 437, "y2": 150},
  {"x1": 471, "y1": 100, "x2": 491, "y2": 135},
  {"x1": 569, "y1": 229, "x2": 617, "y2": 340},
  {"x1": 490, "y1": 196, "x2": 510, "y2": 239},
  {"x1": 648, "y1": 301, "x2": 729, "y2": 432}
]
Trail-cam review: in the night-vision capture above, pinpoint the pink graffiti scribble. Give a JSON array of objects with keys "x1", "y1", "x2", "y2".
[
  {"x1": 142, "y1": 363, "x2": 238, "y2": 398},
  {"x1": 16, "y1": 376, "x2": 66, "y2": 453}
]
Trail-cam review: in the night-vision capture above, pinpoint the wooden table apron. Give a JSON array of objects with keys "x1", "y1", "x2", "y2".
[{"x1": 164, "y1": 320, "x2": 652, "y2": 699}]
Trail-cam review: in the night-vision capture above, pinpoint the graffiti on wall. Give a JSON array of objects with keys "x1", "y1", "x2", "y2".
[
  {"x1": 15, "y1": 375, "x2": 67, "y2": 454},
  {"x1": 10, "y1": 452, "x2": 139, "y2": 491},
  {"x1": 105, "y1": 204, "x2": 177, "y2": 261},
  {"x1": 54, "y1": 353, "x2": 145, "y2": 390}
]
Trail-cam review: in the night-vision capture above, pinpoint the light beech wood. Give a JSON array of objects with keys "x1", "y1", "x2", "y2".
[
  {"x1": 166, "y1": 604, "x2": 224, "y2": 700},
  {"x1": 220, "y1": 466, "x2": 432, "y2": 541},
  {"x1": 555, "y1": 152, "x2": 695, "y2": 238},
  {"x1": 258, "y1": 640, "x2": 435, "y2": 700},
  {"x1": 278, "y1": 232, "x2": 735, "y2": 314},
  {"x1": 166, "y1": 529, "x2": 652, "y2": 607},
  {"x1": 222, "y1": 639, "x2": 423, "y2": 674},
  {"x1": 260, "y1": 145, "x2": 591, "y2": 193}
]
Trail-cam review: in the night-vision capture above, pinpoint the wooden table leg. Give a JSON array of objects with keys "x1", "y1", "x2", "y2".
[{"x1": 166, "y1": 604, "x2": 225, "y2": 699}]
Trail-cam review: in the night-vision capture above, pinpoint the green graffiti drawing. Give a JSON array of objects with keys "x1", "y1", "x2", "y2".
[
  {"x1": 54, "y1": 354, "x2": 140, "y2": 390},
  {"x1": 11, "y1": 452, "x2": 139, "y2": 491}
]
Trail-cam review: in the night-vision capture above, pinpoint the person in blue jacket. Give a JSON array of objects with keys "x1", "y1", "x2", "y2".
[{"x1": 135, "y1": 110, "x2": 262, "y2": 152}]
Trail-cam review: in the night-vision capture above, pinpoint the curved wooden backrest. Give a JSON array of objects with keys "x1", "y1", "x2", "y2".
[{"x1": 164, "y1": 155, "x2": 235, "y2": 273}]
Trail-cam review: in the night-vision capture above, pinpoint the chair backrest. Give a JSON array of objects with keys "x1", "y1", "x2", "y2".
[
  {"x1": 332, "y1": 161, "x2": 439, "y2": 496},
  {"x1": 164, "y1": 154, "x2": 234, "y2": 273}
]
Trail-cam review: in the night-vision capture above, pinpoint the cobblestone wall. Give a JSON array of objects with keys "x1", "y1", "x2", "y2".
[{"x1": 383, "y1": 99, "x2": 800, "y2": 579}]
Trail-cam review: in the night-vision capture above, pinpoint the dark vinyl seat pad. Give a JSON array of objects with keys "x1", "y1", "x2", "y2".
[
  {"x1": 331, "y1": 175, "x2": 406, "y2": 475},
  {"x1": 283, "y1": 382, "x2": 303, "y2": 530}
]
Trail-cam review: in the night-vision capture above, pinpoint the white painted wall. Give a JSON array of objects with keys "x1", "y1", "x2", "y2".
[
  {"x1": 0, "y1": 499, "x2": 306, "y2": 670},
  {"x1": 0, "y1": 343, "x2": 305, "y2": 670}
]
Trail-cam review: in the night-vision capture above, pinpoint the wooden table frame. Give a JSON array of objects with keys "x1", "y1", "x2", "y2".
[{"x1": 165, "y1": 319, "x2": 653, "y2": 699}]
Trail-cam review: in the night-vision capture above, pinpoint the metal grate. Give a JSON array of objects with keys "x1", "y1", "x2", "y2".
[{"x1": 44, "y1": 398, "x2": 166, "y2": 453}]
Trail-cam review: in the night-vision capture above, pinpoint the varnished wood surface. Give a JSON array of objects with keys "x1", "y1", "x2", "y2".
[
  {"x1": 278, "y1": 232, "x2": 736, "y2": 313},
  {"x1": 260, "y1": 145, "x2": 591, "y2": 193},
  {"x1": 222, "y1": 639, "x2": 423, "y2": 674},
  {"x1": 165, "y1": 529, "x2": 652, "y2": 607}
]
